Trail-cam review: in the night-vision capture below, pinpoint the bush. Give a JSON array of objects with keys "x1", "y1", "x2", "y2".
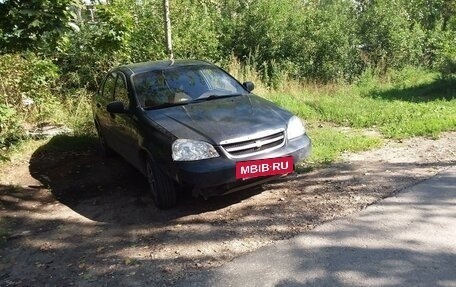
[
  {"x1": 0, "y1": 104, "x2": 24, "y2": 148},
  {"x1": 219, "y1": 0, "x2": 362, "y2": 83},
  {"x1": 436, "y1": 30, "x2": 456, "y2": 79},
  {"x1": 56, "y1": 1, "x2": 134, "y2": 91},
  {"x1": 0, "y1": 53, "x2": 58, "y2": 108},
  {"x1": 297, "y1": 1, "x2": 361, "y2": 82},
  {"x1": 0, "y1": 53, "x2": 61, "y2": 147},
  {"x1": 440, "y1": 58, "x2": 456, "y2": 79},
  {"x1": 357, "y1": 0, "x2": 420, "y2": 72},
  {"x1": 48, "y1": 0, "x2": 456, "y2": 86}
]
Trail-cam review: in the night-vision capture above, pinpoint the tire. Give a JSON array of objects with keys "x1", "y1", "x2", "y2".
[{"x1": 146, "y1": 157, "x2": 177, "y2": 209}]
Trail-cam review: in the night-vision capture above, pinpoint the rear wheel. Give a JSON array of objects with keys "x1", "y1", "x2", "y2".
[{"x1": 146, "y1": 157, "x2": 177, "y2": 209}]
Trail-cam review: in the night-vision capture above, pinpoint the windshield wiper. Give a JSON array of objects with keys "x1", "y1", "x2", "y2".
[
  {"x1": 190, "y1": 94, "x2": 244, "y2": 103},
  {"x1": 144, "y1": 101, "x2": 190, "y2": 110},
  {"x1": 145, "y1": 94, "x2": 246, "y2": 109}
]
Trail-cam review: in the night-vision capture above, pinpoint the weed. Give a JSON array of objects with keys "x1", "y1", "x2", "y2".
[
  {"x1": 305, "y1": 126, "x2": 382, "y2": 165},
  {"x1": 266, "y1": 68, "x2": 456, "y2": 140}
]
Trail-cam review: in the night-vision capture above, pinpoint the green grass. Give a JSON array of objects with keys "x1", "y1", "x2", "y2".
[
  {"x1": 263, "y1": 68, "x2": 455, "y2": 165},
  {"x1": 305, "y1": 126, "x2": 383, "y2": 165},
  {"x1": 267, "y1": 70, "x2": 456, "y2": 140}
]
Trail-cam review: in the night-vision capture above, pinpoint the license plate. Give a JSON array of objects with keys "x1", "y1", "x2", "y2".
[{"x1": 235, "y1": 156, "x2": 294, "y2": 180}]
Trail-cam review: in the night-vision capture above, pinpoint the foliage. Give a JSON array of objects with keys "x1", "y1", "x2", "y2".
[
  {"x1": 2, "y1": 0, "x2": 455, "y2": 84},
  {"x1": 55, "y1": 1, "x2": 134, "y2": 90},
  {"x1": 217, "y1": 0, "x2": 359, "y2": 83},
  {"x1": 0, "y1": 103, "x2": 24, "y2": 148},
  {"x1": 210, "y1": 0, "x2": 455, "y2": 83},
  {"x1": 297, "y1": 1, "x2": 361, "y2": 82},
  {"x1": 1, "y1": 0, "x2": 455, "y2": 156},
  {"x1": 0, "y1": 53, "x2": 62, "y2": 147},
  {"x1": 0, "y1": 53, "x2": 59, "y2": 114},
  {"x1": 223, "y1": 0, "x2": 303, "y2": 80},
  {"x1": 357, "y1": 0, "x2": 422, "y2": 71},
  {"x1": 440, "y1": 57, "x2": 456, "y2": 79},
  {"x1": 62, "y1": 91, "x2": 95, "y2": 135},
  {"x1": 128, "y1": 1, "x2": 167, "y2": 62},
  {"x1": 435, "y1": 29, "x2": 456, "y2": 78},
  {"x1": 0, "y1": 0, "x2": 79, "y2": 53},
  {"x1": 37, "y1": 0, "x2": 456, "y2": 87}
]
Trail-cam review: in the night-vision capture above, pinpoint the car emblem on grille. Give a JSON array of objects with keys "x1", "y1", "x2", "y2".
[{"x1": 254, "y1": 140, "x2": 263, "y2": 149}]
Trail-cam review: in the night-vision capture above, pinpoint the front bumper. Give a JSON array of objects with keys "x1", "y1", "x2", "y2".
[{"x1": 172, "y1": 134, "x2": 311, "y2": 195}]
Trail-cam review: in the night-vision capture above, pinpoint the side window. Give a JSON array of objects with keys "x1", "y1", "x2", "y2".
[
  {"x1": 102, "y1": 73, "x2": 116, "y2": 100},
  {"x1": 114, "y1": 74, "x2": 129, "y2": 108}
]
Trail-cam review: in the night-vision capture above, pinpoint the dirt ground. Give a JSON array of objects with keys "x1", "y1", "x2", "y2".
[{"x1": 1, "y1": 132, "x2": 455, "y2": 286}]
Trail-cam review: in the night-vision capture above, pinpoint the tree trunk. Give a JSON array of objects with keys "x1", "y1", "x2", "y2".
[{"x1": 163, "y1": 0, "x2": 173, "y2": 60}]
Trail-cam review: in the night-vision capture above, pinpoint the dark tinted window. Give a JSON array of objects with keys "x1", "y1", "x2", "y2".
[
  {"x1": 115, "y1": 74, "x2": 129, "y2": 108},
  {"x1": 102, "y1": 73, "x2": 116, "y2": 100}
]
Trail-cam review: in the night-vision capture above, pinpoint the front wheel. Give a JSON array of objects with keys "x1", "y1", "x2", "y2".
[{"x1": 146, "y1": 157, "x2": 177, "y2": 209}]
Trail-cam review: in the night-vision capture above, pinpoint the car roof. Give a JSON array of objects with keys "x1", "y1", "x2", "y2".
[{"x1": 116, "y1": 59, "x2": 213, "y2": 76}]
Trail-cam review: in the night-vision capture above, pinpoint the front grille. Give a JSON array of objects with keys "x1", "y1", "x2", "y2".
[{"x1": 221, "y1": 130, "x2": 285, "y2": 157}]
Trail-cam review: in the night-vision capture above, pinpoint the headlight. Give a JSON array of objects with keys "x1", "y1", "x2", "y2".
[
  {"x1": 287, "y1": 116, "x2": 305, "y2": 140},
  {"x1": 172, "y1": 139, "x2": 219, "y2": 161}
]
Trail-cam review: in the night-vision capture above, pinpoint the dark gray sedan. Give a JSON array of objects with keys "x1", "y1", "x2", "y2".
[{"x1": 92, "y1": 60, "x2": 311, "y2": 208}]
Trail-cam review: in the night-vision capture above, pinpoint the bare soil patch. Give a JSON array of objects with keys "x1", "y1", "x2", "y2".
[{"x1": 1, "y1": 132, "x2": 455, "y2": 286}]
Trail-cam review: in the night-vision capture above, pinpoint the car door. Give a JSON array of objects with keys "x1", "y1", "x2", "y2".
[
  {"x1": 110, "y1": 72, "x2": 142, "y2": 169},
  {"x1": 95, "y1": 72, "x2": 116, "y2": 146}
]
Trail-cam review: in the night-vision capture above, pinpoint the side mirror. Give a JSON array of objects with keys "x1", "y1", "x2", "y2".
[
  {"x1": 106, "y1": 101, "x2": 126, "y2": 114},
  {"x1": 243, "y1": 81, "x2": 255, "y2": 92}
]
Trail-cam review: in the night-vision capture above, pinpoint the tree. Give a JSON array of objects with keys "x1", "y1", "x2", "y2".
[{"x1": 0, "y1": 0, "x2": 79, "y2": 53}]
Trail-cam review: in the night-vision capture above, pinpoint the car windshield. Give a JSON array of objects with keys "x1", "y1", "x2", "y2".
[{"x1": 133, "y1": 65, "x2": 247, "y2": 109}]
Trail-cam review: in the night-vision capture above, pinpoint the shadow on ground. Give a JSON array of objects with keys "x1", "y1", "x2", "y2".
[
  {"x1": 1, "y1": 134, "x2": 454, "y2": 286},
  {"x1": 369, "y1": 77, "x2": 455, "y2": 102},
  {"x1": 26, "y1": 135, "x2": 266, "y2": 224}
]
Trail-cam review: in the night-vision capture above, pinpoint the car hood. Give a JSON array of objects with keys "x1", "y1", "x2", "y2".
[{"x1": 145, "y1": 95, "x2": 291, "y2": 145}]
